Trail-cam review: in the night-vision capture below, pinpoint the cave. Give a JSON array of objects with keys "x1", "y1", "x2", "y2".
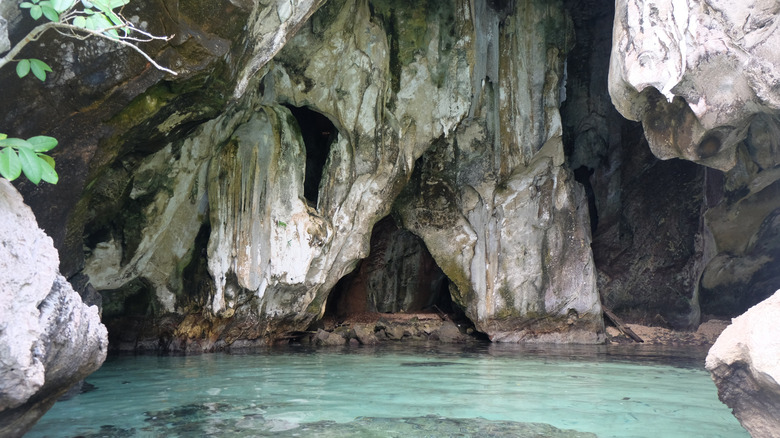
[
  {"x1": 323, "y1": 216, "x2": 464, "y2": 324},
  {"x1": 284, "y1": 104, "x2": 337, "y2": 207}
]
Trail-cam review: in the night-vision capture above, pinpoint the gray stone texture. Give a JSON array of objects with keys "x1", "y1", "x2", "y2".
[
  {"x1": 707, "y1": 291, "x2": 780, "y2": 438},
  {"x1": 0, "y1": 180, "x2": 107, "y2": 437}
]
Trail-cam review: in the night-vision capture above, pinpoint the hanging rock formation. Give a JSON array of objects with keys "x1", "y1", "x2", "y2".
[
  {"x1": 563, "y1": 0, "x2": 705, "y2": 329},
  {"x1": 0, "y1": 180, "x2": 107, "y2": 437},
  {"x1": 609, "y1": 0, "x2": 780, "y2": 319}
]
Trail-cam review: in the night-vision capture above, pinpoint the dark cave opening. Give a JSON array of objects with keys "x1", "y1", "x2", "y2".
[
  {"x1": 284, "y1": 104, "x2": 336, "y2": 207},
  {"x1": 323, "y1": 216, "x2": 466, "y2": 323}
]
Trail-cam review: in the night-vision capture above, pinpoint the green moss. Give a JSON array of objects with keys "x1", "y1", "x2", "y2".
[
  {"x1": 306, "y1": 292, "x2": 328, "y2": 316},
  {"x1": 498, "y1": 281, "x2": 515, "y2": 308},
  {"x1": 370, "y1": 0, "x2": 458, "y2": 92},
  {"x1": 109, "y1": 84, "x2": 177, "y2": 136}
]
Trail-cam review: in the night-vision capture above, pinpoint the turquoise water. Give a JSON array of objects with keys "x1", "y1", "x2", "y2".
[{"x1": 27, "y1": 344, "x2": 747, "y2": 437}]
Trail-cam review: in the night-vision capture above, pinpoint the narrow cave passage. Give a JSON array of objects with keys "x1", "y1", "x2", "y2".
[
  {"x1": 323, "y1": 216, "x2": 465, "y2": 323},
  {"x1": 284, "y1": 105, "x2": 336, "y2": 207}
]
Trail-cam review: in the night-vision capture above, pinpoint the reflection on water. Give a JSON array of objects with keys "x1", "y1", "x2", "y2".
[{"x1": 27, "y1": 343, "x2": 747, "y2": 438}]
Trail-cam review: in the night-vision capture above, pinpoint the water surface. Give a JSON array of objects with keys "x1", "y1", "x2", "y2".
[{"x1": 27, "y1": 344, "x2": 747, "y2": 437}]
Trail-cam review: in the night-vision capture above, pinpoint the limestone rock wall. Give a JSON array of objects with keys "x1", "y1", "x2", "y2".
[
  {"x1": 609, "y1": 0, "x2": 780, "y2": 319},
  {"x1": 0, "y1": 180, "x2": 107, "y2": 436},
  {"x1": 261, "y1": 0, "x2": 601, "y2": 342},
  {"x1": 18, "y1": 0, "x2": 780, "y2": 352},
  {"x1": 70, "y1": 0, "x2": 603, "y2": 347},
  {"x1": 391, "y1": 1, "x2": 602, "y2": 343},
  {"x1": 562, "y1": 1, "x2": 705, "y2": 329}
]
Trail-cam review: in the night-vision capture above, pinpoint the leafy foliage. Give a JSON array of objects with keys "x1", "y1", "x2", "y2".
[
  {"x1": 13, "y1": 0, "x2": 152, "y2": 83},
  {"x1": 15, "y1": 58, "x2": 53, "y2": 81},
  {"x1": 0, "y1": 134, "x2": 58, "y2": 184},
  {"x1": 1, "y1": 0, "x2": 174, "y2": 185}
]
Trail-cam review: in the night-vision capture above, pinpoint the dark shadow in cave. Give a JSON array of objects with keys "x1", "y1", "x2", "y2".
[
  {"x1": 323, "y1": 216, "x2": 468, "y2": 324},
  {"x1": 284, "y1": 104, "x2": 336, "y2": 207},
  {"x1": 573, "y1": 166, "x2": 598, "y2": 235}
]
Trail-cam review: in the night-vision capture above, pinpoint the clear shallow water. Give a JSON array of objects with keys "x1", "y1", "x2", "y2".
[{"x1": 27, "y1": 344, "x2": 747, "y2": 438}]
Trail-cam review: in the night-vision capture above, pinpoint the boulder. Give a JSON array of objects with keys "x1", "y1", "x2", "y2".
[
  {"x1": 0, "y1": 180, "x2": 107, "y2": 437},
  {"x1": 350, "y1": 324, "x2": 379, "y2": 345},
  {"x1": 434, "y1": 321, "x2": 466, "y2": 343},
  {"x1": 706, "y1": 290, "x2": 780, "y2": 438},
  {"x1": 313, "y1": 329, "x2": 346, "y2": 346}
]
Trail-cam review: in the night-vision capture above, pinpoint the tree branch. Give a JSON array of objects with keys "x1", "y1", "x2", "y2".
[
  {"x1": 54, "y1": 23, "x2": 177, "y2": 75},
  {"x1": 0, "y1": 22, "x2": 58, "y2": 71},
  {"x1": 0, "y1": 20, "x2": 176, "y2": 76}
]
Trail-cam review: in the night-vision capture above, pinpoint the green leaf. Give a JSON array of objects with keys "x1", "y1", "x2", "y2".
[
  {"x1": 37, "y1": 155, "x2": 58, "y2": 184},
  {"x1": 27, "y1": 136, "x2": 58, "y2": 152},
  {"x1": 0, "y1": 148, "x2": 22, "y2": 181},
  {"x1": 0, "y1": 134, "x2": 7, "y2": 141},
  {"x1": 16, "y1": 59, "x2": 30, "y2": 78},
  {"x1": 106, "y1": 9, "x2": 122, "y2": 26},
  {"x1": 41, "y1": 5, "x2": 59, "y2": 21},
  {"x1": 0, "y1": 137, "x2": 33, "y2": 149},
  {"x1": 88, "y1": 12, "x2": 118, "y2": 38},
  {"x1": 81, "y1": 0, "x2": 94, "y2": 7},
  {"x1": 31, "y1": 59, "x2": 52, "y2": 72},
  {"x1": 51, "y1": 0, "x2": 74, "y2": 13},
  {"x1": 30, "y1": 5, "x2": 42, "y2": 20},
  {"x1": 85, "y1": 14, "x2": 101, "y2": 30},
  {"x1": 38, "y1": 154, "x2": 55, "y2": 168},
  {"x1": 17, "y1": 146, "x2": 42, "y2": 184},
  {"x1": 73, "y1": 15, "x2": 86, "y2": 27},
  {"x1": 108, "y1": 0, "x2": 129, "y2": 7},
  {"x1": 30, "y1": 59, "x2": 52, "y2": 81},
  {"x1": 91, "y1": 0, "x2": 110, "y2": 11},
  {"x1": 20, "y1": 2, "x2": 34, "y2": 8}
]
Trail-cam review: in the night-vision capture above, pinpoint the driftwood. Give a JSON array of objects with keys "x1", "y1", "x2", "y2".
[
  {"x1": 603, "y1": 307, "x2": 644, "y2": 343},
  {"x1": 432, "y1": 305, "x2": 454, "y2": 323}
]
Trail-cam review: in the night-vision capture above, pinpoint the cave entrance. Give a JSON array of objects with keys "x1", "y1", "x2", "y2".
[
  {"x1": 284, "y1": 104, "x2": 336, "y2": 207},
  {"x1": 324, "y1": 216, "x2": 466, "y2": 323}
]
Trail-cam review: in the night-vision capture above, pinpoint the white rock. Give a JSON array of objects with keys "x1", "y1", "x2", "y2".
[
  {"x1": 706, "y1": 290, "x2": 780, "y2": 438},
  {"x1": 0, "y1": 180, "x2": 107, "y2": 436},
  {"x1": 609, "y1": 0, "x2": 780, "y2": 171}
]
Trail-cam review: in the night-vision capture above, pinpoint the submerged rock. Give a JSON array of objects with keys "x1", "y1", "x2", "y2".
[
  {"x1": 139, "y1": 402, "x2": 600, "y2": 438},
  {"x1": 0, "y1": 180, "x2": 107, "y2": 437},
  {"x1": 706, "y1": 290, "x2": 780, "y2": 438}
]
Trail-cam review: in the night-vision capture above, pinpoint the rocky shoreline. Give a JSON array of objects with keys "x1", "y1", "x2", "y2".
[
  {"x1": 298, "y1": 311, "x2": 731, "y2": 349},
  {"x1": 301, "y1": 312, "x2": 481, "y2": 346}
]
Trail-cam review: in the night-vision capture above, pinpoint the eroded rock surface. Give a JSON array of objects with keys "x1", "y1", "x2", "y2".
[
  {"x1": 0, "y1": 180, "x2": 107, "y2": 437},
  {"x1": 706, "y1": 291, "x2": 780, "y2": 438},
  {"x1": 562, "y1": 2, "x2": 707, "y2": 329},
  {"x1": 609, "y1": 0, "x2": 780, "y2": 170},
  {"x1": 2, "y1": 0, "x2": 777, "y2": 355},
  {"x1": 69, "y1": 0, "x2": 603, "y2": 349},
  {"x1": 609, "y1": 0, "x2": 780, "y2": 319}
]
